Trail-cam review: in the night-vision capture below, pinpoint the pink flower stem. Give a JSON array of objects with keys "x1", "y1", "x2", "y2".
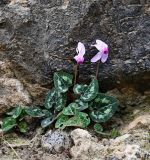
[
  {"x1": 96, "y1": 60, "x2": 100, "y2": 79},
  {"x1": 74, "y1": 64, "x2": 78, "y2": 85}
]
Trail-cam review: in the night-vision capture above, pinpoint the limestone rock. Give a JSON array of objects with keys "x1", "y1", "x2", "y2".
[
  {"x1": 0, "y1": 77, "x2": 31, "y2": 114},
  {"x1": 70, "y1": 129, "x2": 93, "y2": 159},
  {"x1": 122, "y1": 114, "x2": 150, "y2": 133},
  {"x1": 41, "y1": 130, "x2": 71, "y2": 153},
  {"x1": 0, "y1": 60, "x2": 47, "y2": 114},
  {"x1": 70, "y1": 128, "x2": 150, "y2": 160}
]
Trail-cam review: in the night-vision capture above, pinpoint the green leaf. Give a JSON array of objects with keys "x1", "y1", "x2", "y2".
[
  {"x1": 64, "y1": 112, "x2": 90, "y2": 128},
  {"x1": 90, "y1": 93, "x2": 119, "y2": 123},
  {"x1": 89, "y1": 93, "x2": 113, "y2": 110},
  {"x1": 44, "y1": 89, "x2": 66, "y2": 111},
  {"x1": 94, "y1": 123, "x2": 103, "y2": 134},
  {"x1": 55, "y1": 91, "x2": 67, "y2": 111},
  {"x1": 25, "y1": 106, "x2": 45, "y2": 118},
  {"x1": 18, "y1": 121, "x2": 28, "y2": 133},
  {"x1": 42, "y1": 109, "x2": 53, "y2": 118},
  {"x1": 62, "y1": 103, "x2": 78, "y2": 115},
  {"x1": 75, "y1": 99, "x2": 88, "y2": 111},
  {"x1": 55, "y1": 114, "x2": 69, "y2": 129},
  {"x1": 44, "y1": 89, "x2": 56, "y2": 109},
  {"x1": 81, "y1": 79, "x2": 99, "y2": 102},
  {"x1": 56, "y1": 112, "x2": 90, "y2": 129},
  {"x1": 73, "y1": 84, "x2": 88, "y2": 95},
  {"x1": 7, "y1": 106, "x2": 22, "y2": 119},
  {"x1": 41, "y1": 117, "x2": 54, "y2": 128},
  {"x1": 2, "y1": 117, "x2": 17, "y2": 132},
  {"x1": 54, "y1": 71, "x2": 73, "y2": 93},
  {"x1": 110, "y1": 128, "x2": 120, "y2": 139}
]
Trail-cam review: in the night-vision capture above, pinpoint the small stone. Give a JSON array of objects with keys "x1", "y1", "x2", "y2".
[
  {"x1": 41, "y1": 130, "x2": 71, "y2": 154},
  {"x1": 70, "y1": 129, "x2": 92, "y2": 159}
]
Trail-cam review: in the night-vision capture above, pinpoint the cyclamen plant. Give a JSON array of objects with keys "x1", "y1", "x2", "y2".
[{"x1": 1, "y1": 40, "x2": 119, "y2": 135}]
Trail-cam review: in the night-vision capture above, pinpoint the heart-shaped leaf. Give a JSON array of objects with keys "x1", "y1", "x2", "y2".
[
  {"x1": 41, "y1": 117, "x2": 54, "y2": 128},
  {"x1": 44, "y1": 89, "x2": 66, "y2": 111},
  {"x1": 73, "y1": 84, "x2": 88, "y2": 95},
  {"x1": 25, "y1": 106, "x2": 45, "y2": 118},
  {"x1": 62, "y1": 103, "x2": 78, "y2": 115},
  {"x1": 64, "y1": 112, "x2": 90, "y2": 128},
  {"x1": 18, "y1": 121, "x2": 28, "y2": 133},
  {"x1": 94, "y1": 123, "x2": 103, "y2": 134},
  {"x1": 90, "y1": 93, "x2": 119, "y2": 123},
  {"x1": 7, "y1": 105, "x2": 22, "y2": 119},
  {"x1": 75, "y1": 99, "x2": 88, "y2": 111},
  {"x1": 56, "y1": 112, "x2": 90, "y2": 129},
  {"x1": 80, "y1": 79, "x2": 99, "y2": 102},
  {"x1": 55, "y1": 114, "x2": 69, "y2": 129},
  {"x1": 54, "y1": 71, "x2": 73, "y2": 93},
  {"x1": 89, "y1": 93, "x2": 112, "y2": 110},
  {"x1": 2, "y1": 117, "x2": 17, "y2": 132}
]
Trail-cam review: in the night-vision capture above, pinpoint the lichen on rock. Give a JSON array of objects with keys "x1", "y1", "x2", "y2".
[{"x1": 41, "y1": 130, "x2": 72, "y2": 153}]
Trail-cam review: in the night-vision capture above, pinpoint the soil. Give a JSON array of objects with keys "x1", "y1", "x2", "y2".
[
  {"x1": 0, "y1": 88, "x2": 150, "y2": 160},
  {"x1": 0, "y1": 128, "x2": 70, "y2": 160}
]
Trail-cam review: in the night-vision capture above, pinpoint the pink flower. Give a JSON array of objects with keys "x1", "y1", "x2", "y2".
[
  {"x1": 74, "y1": 42, "x2": 86, "y2": 64},
  {"x1": 91, "y1": 40, "x2": 109, "y2": 63}
]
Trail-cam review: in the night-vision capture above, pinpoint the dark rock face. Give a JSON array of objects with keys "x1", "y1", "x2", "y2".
[{"x1": 0, "y1": 0, "x2": 150, "y2": 90}]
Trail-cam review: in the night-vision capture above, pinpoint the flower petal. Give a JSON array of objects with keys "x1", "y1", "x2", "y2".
[
  {"x1": 76, "y1": 42, "x2": 85, "y2": 56},
  {"x1": 101, "y1": 53, "x2": 108, "y2": 63},
  {"x1": 74, "y1": 55, "x2": 84, "y2": 64},
  {"x1": 91, "y1": 51, "x2": 103, "y2": 63},
  {"x1": 92, "y1": 40, "x2": 108, "y2": 51}
]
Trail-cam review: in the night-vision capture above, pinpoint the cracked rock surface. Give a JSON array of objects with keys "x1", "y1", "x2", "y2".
[{"x1": 0, "y1": 0, "x2": 149, "y2": 90}]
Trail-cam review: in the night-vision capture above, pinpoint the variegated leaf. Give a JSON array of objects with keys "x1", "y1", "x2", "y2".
[{"x1": 54, "y1": 71, "x2": 73, "y2": 93}]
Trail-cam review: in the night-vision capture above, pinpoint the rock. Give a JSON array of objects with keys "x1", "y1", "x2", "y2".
[
  {"x1": 0, "y1": 77, "x2": 31, "y2": 114},
  {"x1": 0, "y1": 60, "x2": 32, "y2": 114},
  {"x1": 70, "y1": 128, "x2": 150, "y2": 160},
  {"x1": 0, "y1": 60, "x2": 14, "y2": 78},
  {"x1": 70, "y1": 129, "x2": 93, "y2": 159},
  {"x1": 0, "y1": 60, "x2": 48, "y2": 114},
  {"x1": 107, "y1": 144, "x2": 149, "y2": 160},
  {"x1": 41, "y1": 130, "x2": 71, "y2": 153},
  {"x1": 0, "y1": 0, "x2": 149, "y2": 90},
  {"x1": 122, "y1": 114, "x2": 150, "y2": 133}
]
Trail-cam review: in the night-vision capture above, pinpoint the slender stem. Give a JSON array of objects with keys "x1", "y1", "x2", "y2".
[
  {"x1": 74, "y1": 64, "x2": 78, "y2": 85},
  {"x1": 96, "y1": 60, "x2": 100, "y2": 79}
]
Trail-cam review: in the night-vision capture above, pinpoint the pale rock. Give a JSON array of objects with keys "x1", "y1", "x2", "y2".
[
  {"x1": 70, "y1": 129, "x2": 92, "y2": 159},
  {"x1": 122, "y1": 114, "x2": 150, "y2": 133},
  {"x1": 70, "y1": 129, "x2": 150, "y2": 160},
  {"x1": 41, "y1": 130, "x2": 71, "y2": 153},
  {"x1": 0, "y1": 77, "x2": 31, "y2": 114}
]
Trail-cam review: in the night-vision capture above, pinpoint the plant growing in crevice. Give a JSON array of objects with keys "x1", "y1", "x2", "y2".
[{"x1": 1, "y1": 40, "x2": 119, "y2": 134}]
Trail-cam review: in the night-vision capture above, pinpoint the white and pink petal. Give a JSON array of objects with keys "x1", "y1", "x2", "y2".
[
  {"x1": 76, "y1": 42, "x2": 85, "y2": 56},
  {"x1": 101, "y1": 53, "x2": 108, "y2": 63},
  {"x1": 91, "y1": 51, "x2": 103, "y2": 63}
]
